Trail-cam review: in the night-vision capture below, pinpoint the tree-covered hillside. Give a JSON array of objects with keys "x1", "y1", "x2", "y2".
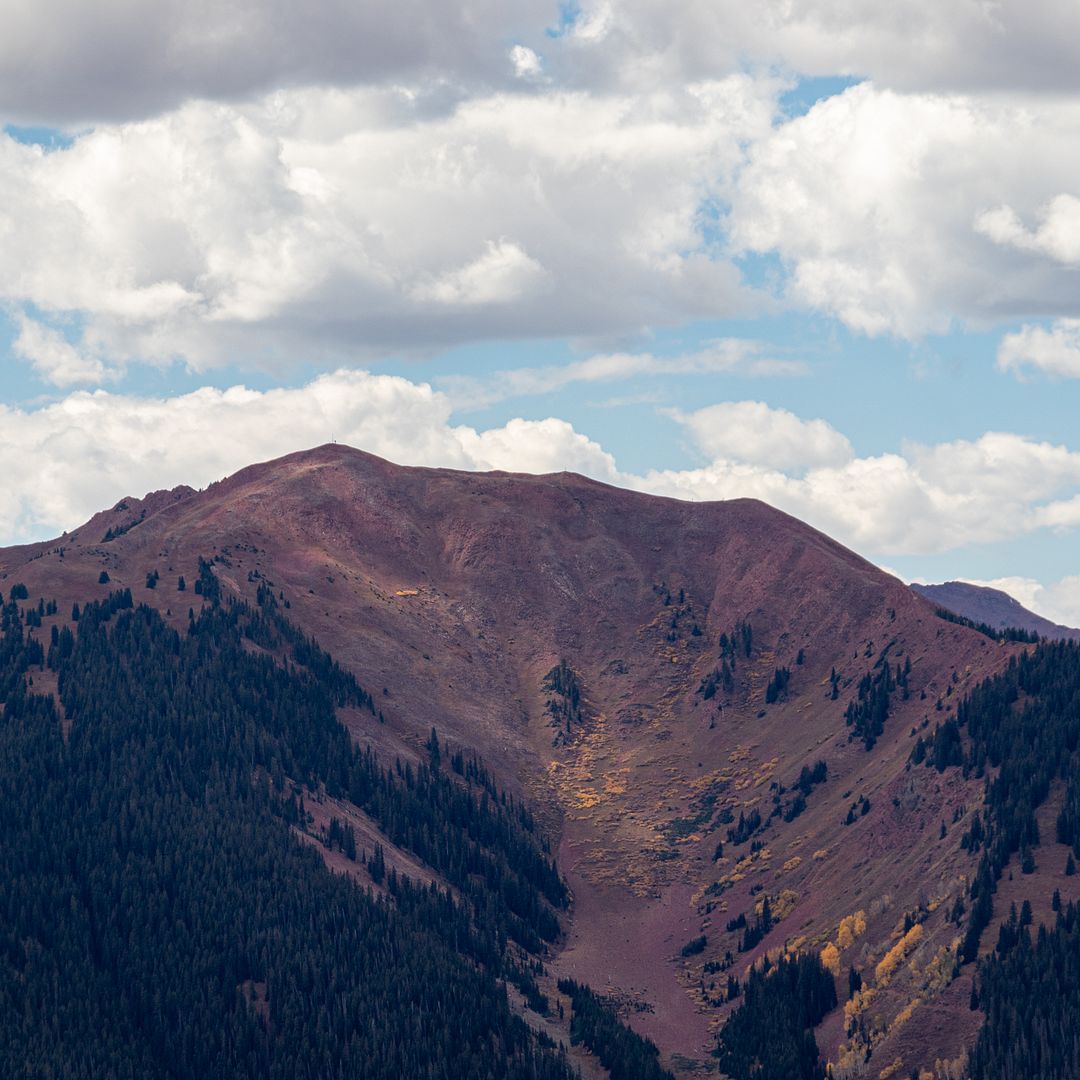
[
  {"x1": 928, "y1": 639, "x2": 1080, "y2": 1078},
  {"x1": 0, "y1": 585, "x2": 572, "y2": 1078}
]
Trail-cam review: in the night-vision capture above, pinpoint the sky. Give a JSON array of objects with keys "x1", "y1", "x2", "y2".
[{"x1": 2, "y1": 0, "x2": 1080, "y2": 624}]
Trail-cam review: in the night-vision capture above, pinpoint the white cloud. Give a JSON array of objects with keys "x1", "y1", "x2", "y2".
[
  {"x1": 3, "y1": 11, "x2": 1080, "y2": 380},
  {"x1": 728, "y1": 83, "x2": 1080, "y2": 337},
  {"x1": 1030, "y1": 575, "x2": 1080, "y2": 628},
  {"x1": 509, "y1": 45, "x2": 543, "y2": 80},
  {"x1": 0, "y1": 79, "x2": 772, "y2": 374},
  {"x1": 997, "y1": 318, "x2": 1080, "y2": 378},
  {"x1": 908, "y1": 432, "x2": 1080, "y2": 502},
  {"x1": 669, "y1": 400, "x2": 852, "y2": 471},
  {"x1": 632, "y1": 414, "x2": 1080, "y2": 555},
  {"x1": 554, "y1": 0, "x2": 1080, "y2": 95},
  {"x1": 1032, "y1": 493, "x2": 1080, "y2": 530},
  {"x1": 4, "y1": 0, "x2": 1080, "y2": 130},
  {"x1": 0, "y1": 0, "x2": 553, "y2": 125},
  {"x1": 438, "y1": 340, "x2": 804, "y2": 410},
  {"x1": 633, "y1": 452, "x2": 942, "y2": 552},
  {"x1": 976, "y1": 194, "x2": 1080, "y2": 265},
  {"x1": 11, "y1": 313, "x2": 111, "y2": 386},
  {"x1": 411, "y1": 240, "x2": 550, "y2": 306},
  {"x1": 458, "y1": 416, "x2": 618, "y2": 477}
]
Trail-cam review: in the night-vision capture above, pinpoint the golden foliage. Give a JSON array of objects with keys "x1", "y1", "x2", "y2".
[
  {"x1": 820, "y1": 942, "x2": 841, "y2": 976},
  {"x1": 875, "y1": 924, "x2": 924, "y2": 987},
  {"x1": 837, "y1": 910, "x2": 867, "y2": 951},
  {"x1": 844, "y1": 986, "x2": 876, "y2": 1026},
  {"x1": 892, "y1": 997, "x2": 920, "y2": 1030},
  {"x1": 756, "y1": 888, "x2": 798, "y2": 922}
]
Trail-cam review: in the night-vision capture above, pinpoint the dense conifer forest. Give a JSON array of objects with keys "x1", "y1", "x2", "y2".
[
  {"x1": 970, "y1": 900, "x2": 1080, "y2": 1079},
  {"x1": 931, "y1": 605, "x2": 1040, "y2": 644},
  {"x1": 948, "y1": 642, "x2": 1080, "y2": 964},
  {"x1": 927, "y1": 639, "x2": 1080, "y2": 1076},
  {"x1": 0, "y1": 583, "x2": 573, "y2": 1078},
  {"x1": 556, "y1": 980, "x2": 674, "y2": 1080},
  {"x1": 715, "y1": 953, "x2": 836, "y2": 1080}
]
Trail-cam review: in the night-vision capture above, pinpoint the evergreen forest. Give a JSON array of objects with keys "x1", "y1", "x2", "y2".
[{"x1": 0, "y1": 584, "x2": 574, "y2": 1078}]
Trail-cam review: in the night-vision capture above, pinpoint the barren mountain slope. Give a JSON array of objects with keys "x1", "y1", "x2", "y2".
[
  {"x1": 2, "y1": 445, "x2": 1043, "y2": 1077},
  {"x1": 913, "y1": 580, "x2": 1080, "y2": 642}
]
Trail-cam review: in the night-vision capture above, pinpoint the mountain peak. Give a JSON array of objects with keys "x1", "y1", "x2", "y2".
[
  {"x1": 912, "y1": 580, "x2": 1080, "y2": 641},
  {"x1": 0, "y1": 444, "x2": 1019, "y2": 1075}
]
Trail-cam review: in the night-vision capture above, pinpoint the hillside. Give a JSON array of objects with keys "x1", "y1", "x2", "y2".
[
  {"x1": 0, "y1": 443, "x2": 1062, "y2": 1078},
  {"x1": 912, "y1": 580, "x2": 1080, "y2": 642}
]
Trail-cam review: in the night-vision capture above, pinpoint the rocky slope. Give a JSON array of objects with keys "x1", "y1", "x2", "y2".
[
  {"x1": 912, "y1": 580, "x2": 1080, "y2": 642},
  {"x1": 2, "y1": 444, "x2": 1055, "y2": 1078}
]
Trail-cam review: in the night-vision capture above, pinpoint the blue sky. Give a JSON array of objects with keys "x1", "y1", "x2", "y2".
[{"x1": 1, "y1": 0, "x2": 1079, "y2": 623}]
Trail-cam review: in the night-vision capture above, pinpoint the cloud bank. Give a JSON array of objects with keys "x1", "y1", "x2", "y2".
[
  {"x1": 0, "y1": 6, "x2": 1079, "y2": 383},
  {"x1": 0, "y1": 80, "x2": 771, "y2": 380},
  {"x1": 4, "y1": 0, "x2": 1080, "y2": 127}
]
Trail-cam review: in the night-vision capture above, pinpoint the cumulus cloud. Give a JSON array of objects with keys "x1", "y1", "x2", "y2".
[
  {"x1": 669, "y1": 400, "x2": 852, "y2": 471},
  {"x1": 6, "y1": 0, "x2": 1080, "y2": 128},
  {"x1": 997, "y1": 319, "x2": 1080, "y2": 378},
  {"x1": 411, "y1": 240, "x2": 550, "y2": 306},
  {"x1": 560, "y1": 0, "x2": 1080, "y2": 95},
  {"x1": 908, "y1": 432, "x2": 1080, "y2": 502},
  {"x1": 634, "y1": 409, "x2": 1080, "y2": 555},
  {"x1": 11, "y1": 313, "x2": 111, "y2": 386},
  {"x1": 0, "y1": 79, "x2": 772, "y2": 379},
  {"x1": 0, "y1": 0, "x2": 554, "y2": 125},
  {"x1": 3, "y1": 12, "x2": 1080, "y2": 382},
  {"x1": 728, "y1": 83, "x2": 1080, "y2": 337},
  {"x1": 976, "y1": 194, "x2": 1080, "y2": 265},
  {"x1": 509, "y1": 45, "x2": 544, "y2": 80}
]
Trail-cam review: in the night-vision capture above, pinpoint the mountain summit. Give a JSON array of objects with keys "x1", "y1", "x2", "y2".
[{"x1": 0, "y1": 445, "x2": 1054, "y2": 1076}]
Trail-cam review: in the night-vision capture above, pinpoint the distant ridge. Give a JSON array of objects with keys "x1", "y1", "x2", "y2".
[{"x1": 911, "y1": 580, "x2": 1080, "y2": 642}]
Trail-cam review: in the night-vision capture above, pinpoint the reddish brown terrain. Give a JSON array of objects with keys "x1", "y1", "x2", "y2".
[
  {"x1": 4, "y1": 443, "x2": 1067, "y2": 1078},
  {"x1": 912, "y1": 580, "x2": 1080, "y2": 642}
]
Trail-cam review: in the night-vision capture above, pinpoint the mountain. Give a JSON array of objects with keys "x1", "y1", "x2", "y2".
[
  {"x1": 1, "y1": 444, "x2": 1074, "y2": 1078},
  {"x1": 912, "y1": 580, "x2": 1080, "y2": 642}
]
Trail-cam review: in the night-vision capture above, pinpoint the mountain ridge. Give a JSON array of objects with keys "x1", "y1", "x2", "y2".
[
  {"x1": 0, "y1": 443, "x2": 1053, "y2": 1077},
  {"x1": 912, "y1": 579, "x2": 1080, "y2": 642}
]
